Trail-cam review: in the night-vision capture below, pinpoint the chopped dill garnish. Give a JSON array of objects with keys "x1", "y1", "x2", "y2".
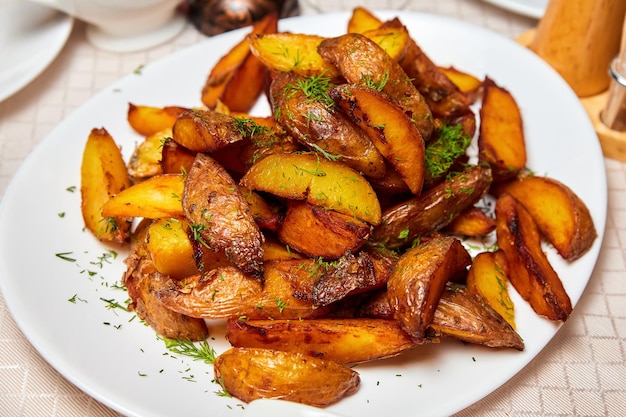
[
  {"x1": 425, "y1": 123, "x2": 472, "y2": 180},
  {"x1": 161, "y1": 337, "x2": 217, "y2": 364},
  {"x1": 285, "y1": 73, "x2": 335, "y2": 109}
]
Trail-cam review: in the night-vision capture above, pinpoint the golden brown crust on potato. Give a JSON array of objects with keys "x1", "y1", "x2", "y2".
[
  {"x1": 123, "y1": 221, "x2": 209, "y2": 341},
  {"x1": 240, "y1": 152, "x2": 382, "y2": 226},
  {"x1": 201, "y1": 13, "x2": 277, "y2": 112},
  {"x1": 330, "y1": 83, "x2": 426, "y2": 194},
  {"x1": 382, "y1": 18, "x2": 472, "y2": 119},
  {"x1": 214, "y1": 347, "x2": 360, "y2": 406},
  {"x1": 317, "y1": 32, "x2": 434, "y2": 141},
  {"x1": 466, "y1": 250, "x2": 516, "y2": 329},
  {"x1": 430, "y1": 284, "x2": 524, "y2": 350},
  {"x1": 370, "y1": 165, "x2": 492, "y2": 248},
  {"x1": 182, "y1": 153, "x2": 264, "y2": 278},
  {"x1": 495, "y1": 193, "x2": 572, "y2": 321},
  {"x1": 491, "y1": 175, "x2": 596, "y2": 261},
  {"x1": 80, "y1": 127, "x2": 132, "y2": 243},
  {"x1": 226, "y1": 317, "x2": 417, "y2": 365},
  {"x1": 478, "y1": 77, "x2": 526, "y2": 182},
  {"x1": 387, "y1": 236, "x2": 471, "y2": 342},
  {"x1": 127, "y1": 103, "x2": 188, "y2": 137},
  {"x1": 277, "y1": 200, "x2": 371, "y2": 259},
  {"x1": 172, "y1": 109, "x2": 244, "y2": 154},
  {"x1": 270, "y1": 72, "x2": 386, "y2": 179}
]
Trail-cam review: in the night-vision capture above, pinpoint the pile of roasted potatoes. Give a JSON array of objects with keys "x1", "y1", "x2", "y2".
[{"x1": 80, "y1": 7, "x2": 597, "y2": 408}]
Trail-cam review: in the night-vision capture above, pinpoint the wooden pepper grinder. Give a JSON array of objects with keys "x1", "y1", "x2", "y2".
[
  {"x1": 527, "y1": 0, "x2": 625, "y2": 98},
  {"x1": 519, "y1": 0, "x2": 626, "y2": 160}
]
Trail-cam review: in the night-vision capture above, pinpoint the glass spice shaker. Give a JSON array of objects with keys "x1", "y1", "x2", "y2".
[{"x1": 186, "y1": 0, "x2": 300, "y2": 36}]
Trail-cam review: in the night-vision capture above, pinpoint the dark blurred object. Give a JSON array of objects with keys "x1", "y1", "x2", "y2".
[{"x1": 187, "y1": 0, "x2": 299, "y2": 36}]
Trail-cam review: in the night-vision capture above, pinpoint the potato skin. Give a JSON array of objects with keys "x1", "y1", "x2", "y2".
[
  {"x1": 387, "y1": 236, "x2": 471, "y2": 342},
  {"x1": 123, "y1": 221, "x2": 208, "y2": 341},
  {"x1": 495, "y1": 193, "x2": 572, "y2": 321},
  {"x1": 491, "y1": 175, "x2": 596, "y2": 260},
  {"x1": 172, "y1": 109, "x2": 244, "y2": 153},
  {"x1": 270, "y1": 72, "x2": 386, "y2": 179},
  {"x1": 318, "y1": 32, "x2": 433, "y2": 141},
  {"x1": 330, "y1": 83, "x2": 426, "y2": 195},
  {"x1": 226, "y1": 318, "x2": 416, "y2": 365},
  {"x1": 156, "y1": 261, "x2": 333, "y2": 320},
  {"x1": 431, "y1": 284, "x2": 524, "y2": 350},
  {"x1": 183, "y1": 153, "x2": 264, "y2": 278},
  {"x1": 382, "y1": 18, "x2": 472, "y2": 119},
  {"x1": 370, "y1": 165, "x2": 492, "y2": 248},
  {"x1": 214, "y1": 347, "x2": 360, "y2": 407}
]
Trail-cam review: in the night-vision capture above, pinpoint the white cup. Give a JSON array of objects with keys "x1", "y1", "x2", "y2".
[{"x1": 26, "y1": 0, "x2": 186, "y2": 52}]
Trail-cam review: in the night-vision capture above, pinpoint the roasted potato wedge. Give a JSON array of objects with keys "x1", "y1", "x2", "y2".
[
  {"x1": 240, "y1": 152, "x2": 382, "y2": 226},
  {"x1": 347, "y1": 6, "x2": 383, "y2": 33},
  {"x1": 127, "y1": 104, "x2": 188, "y2": 137},
  {"x1": 478, "y1": 77, "x2": 526, "y2": 182},
  {"x1": 240, "y1": 185, "x2": 281, "y2": 232},
  {"x1": 226, "y1": 318, "x2": 417, "y2": 365},
  {"x1": 156, "y1": 266, "x2": 264, "y2": 319},
  {"x1": 248, "y1": 33, "x2": 339, "y2": 77},
  {"x1": 491, "y1": 175, "x2": 596, "y2": 260},
  {"x1": 330, "y1": 83, "x2": 425, "y2": 194},
  {"x1": 127, "y1": 128, "x2": 170, "y2": 181},
  {"x1": 214, "y1": 347, "x2": 360, "y2": 407},
  {"x1": 201, "y1": 13, "x2": 277, "y2": 112},
  {"x1": 370, "y1": 165, "x2": 492, "y2": 248},
  {"x1": 101, "y1": 173, "x2": 184, "y2": 219},
  {"x1": 160, "y1": 139, "x2": 197, "y2": 175},
  {"x1": 146, "y1": 218, "x2": 232, "y2": 279},
  {"x1": 495, "y1": 193, "x2": 572, "y2": 321},
  {"x1": 182, "y1": 153, "x2": 264, "y2": 278},
  {"x1": 249, "y1": 26, "x2": 409, "y2": 77},
  {"x1": 270, "y1": 72, "x2": 386, "y2": 179},
  {"x1": 278, "y1": 200, "x2": 371, "y2": 259},
  {"x1": 430, "y1": 283, "x2": 524, "y2": 350},
  {"x1": 156, "y1": 261, "x2": 332, "y2": 320},
  {"x1": 438, "y1": 66, "x2": 483, "y2": 102},
  {"x1": 466, "y1": 250, "x2": 516, "y2": 328},
  {"x1": 362, "y1": 25, "x2": 411, "y2": 62},
  {"x1": 384, "y1": 18, "x2": 471, "y2": 119},
  {"x1": 80, "y1": 127, "x2": 132, "y2": 243},
  {"x1": 123, "y1": 221, "x2": 208, "y2": 341},
  {"x1": 172, "y1": 109, "x2": 245, "y2": 153},
  {"x1": 387, "y1": 236, "x2": 471, "y2": 342},
  {"x1": 318, "y1": 32, "x2": 433, "y2": 140},
  {"x1": 312, "y1": 250, "x2": 389, "y2": 307},
  {"x1": 443, "y1": 206, "x2": 496, "y2": 237},
  {"x1": 262, "y1": 235, "x2": 305, "y2": 261},
  {"x1": 356, "y1": 283, "x2": 523, "y2": 350}
]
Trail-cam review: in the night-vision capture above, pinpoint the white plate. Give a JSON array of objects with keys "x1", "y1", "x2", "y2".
[
  {"x1": 0, "y1": 10, "x2": 606, "y2": 417},
  {"x1": 480, "y1": 0, "x2": 547, "y2": 19},
  {"x1": 0, "y1": 0, "x2": 73, "y2": 102}
]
